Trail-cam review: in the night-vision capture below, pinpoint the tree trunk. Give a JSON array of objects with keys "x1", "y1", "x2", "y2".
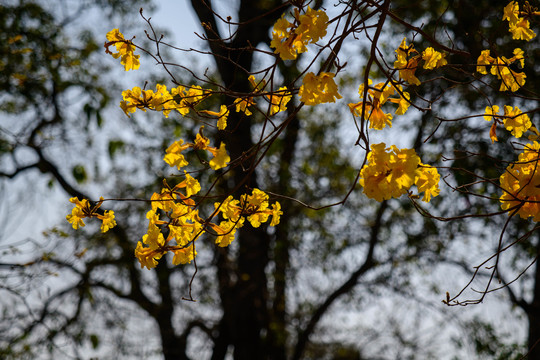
[
  {"x1": 189, "y1": 1, "x2": 286, "y2": 358},
  {"x1": 156, "y1": 262, "x2": 188, "y2": 360}
]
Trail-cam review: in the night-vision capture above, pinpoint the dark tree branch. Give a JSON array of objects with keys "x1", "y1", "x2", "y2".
[{"x1": 0, "y1": 162, "x2": 40, "y2": 178}]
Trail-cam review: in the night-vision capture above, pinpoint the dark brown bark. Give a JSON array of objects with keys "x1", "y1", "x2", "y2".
[
  {"x1": 266, "y1": 60, "x2": 301, "y2": 360},
  {"x1": 189, "y1": 1, "x2": 284, "y2": 359},
  {"x1": 155, "y1": 262, "x2": 187, "y2": 360}
]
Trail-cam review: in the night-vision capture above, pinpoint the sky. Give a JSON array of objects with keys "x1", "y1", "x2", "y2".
[{"x1": 150, "y1": 0, "x2": 202, "y2": 49}]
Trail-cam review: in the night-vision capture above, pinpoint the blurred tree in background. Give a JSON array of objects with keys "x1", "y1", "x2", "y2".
[{"x1": 1, "y1": 0, "x2": 539, "y2": 360}]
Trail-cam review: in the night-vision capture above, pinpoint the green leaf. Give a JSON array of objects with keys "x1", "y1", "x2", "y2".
[
  {"x1": 96, "y1": 111, "x2": 103, "y2": 127},
  {"x1": 89, "y1": 334, "x2": 99, "y2": 349},
  {"x1": 108, "y1": 139, "x2": 125, "y2": 159},
  {"x1": 72, "y1": 164, "x2": 87, "y2": 183}
]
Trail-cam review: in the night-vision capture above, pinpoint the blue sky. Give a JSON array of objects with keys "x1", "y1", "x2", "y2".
[{"x1": 152, "y1": 0, "x2": 204, "y2": 49}]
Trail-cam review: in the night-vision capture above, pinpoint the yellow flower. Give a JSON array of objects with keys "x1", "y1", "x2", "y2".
[
  {"x1": 503, "y1": 1, "x2": 537, "y2": 41},
  {"x1": 422, "y1": 47, "x2": 447, "y2": 69},
  {"x1": 216, "y1": 196, "x2": 242, "y2": 222},
  {"x1": 184, "y1": 173, "x2": 201, "y2": 197},
  {"x1": 119, "y1": 86, "x2": 161, "y2": 116},
  {"x1": 268, "y1": 87, "x2": 292, "y2": 115},
  {"x1": 510, "y1": 18, "x2": 536, "y2": 40},
  {"x1": 243, "y1": 188, "x2": 269, "y2": 208},
  {"x1": 368, "y1": 106, "x2": 393, "y2": 130},
  {"x1": 394, "y1": 38, "x2": 421, "y2": 85},
  {"x1": 489, "y1": 122, "x2": 499, "y2": 143},
  {"x1": 503, "y1": 105, "x2": 531, "y2": 138},
  {"x1": 135, "y1": 241, "x2": 162, "y2": 269},
  {"x1": 164, "y1": 139, "x2": 190, "y2": 169},
  {"x1": 201, "y1": 105, "x2": 229, "y2": 130},
  {"x1": 478, "y1": 49, "x2": 526, "y2": 92},
  {"x1": 150, "y1": 84, "x2": 174, "y2": 117},
  {"x1": 270, "y1": 202, "x2": 283, "y2": 226},
  {"x1": 173, "y1": 171, "x2": 201, "y2": 197},
  {"x1": 214, "y1": 189, "x2": 281, "y2": 229},
  {"x1": 491, "y1": 56, "x2": 526, "y2": 92},
  {"x1": 394, "y1": 38, "x2": 410, "y2": 68},
  {"x1": 348, "y1": 80, "x2": 410, "y2": 130},
  {"x1": 150, "y1": 191, "x2": 176, "y2": 212},
  {"x1": 170, "y1": 202, "x2": 194, "y2": 221},
  {"x1": 66, "y1": 196, "x2": 116, "y2": 232},
  {"x1": 104, "y1": 29, "x2": 140, "y2": 71},
  {"x1": 270, "y1": 7, "x2": 329, "y2": 60},
  {"x1": 172, "y1": 245, "x2": 196, "y2": 265},
  {"x1": 415, "y1": 165, "x2": 441, "y2": 202},
  {"x1": 528, "y1": 126, "x2": 540, "y2": 141},
  {"x1": 394, "y1": 91, "x2": 411, "y2": 115},
  {"x1": 513, "y1": 48, "x2": 525, "y2": 68},
  {"x1": 476, "y1": 50, "x2": 495, "y2": 74},
  {"x1": 163, "y1": 132, "x2": 230, "y2": 171},
  {"x1": 119, "y1": 84, "x2": 211, "y2": 118},
  {"x1": 247, "y1": 211, "x2": 270, "y2": 228},
  {"x1": 503, "y1": 1, "x2": 520, "y2": 24},
  {"x1": 142, "y1": 222, "x2": 166, "y2": 250},
  {"x1": 98, "y1": 210, "x2": 116, "y2": 233},
  {"x1": 211, "y1": 221, "x2": 238, "y2": 247},
  {"x1": 483, "y1": 105, "x2": 500, "y2": 121},
  {"x1": 500, "y1": 142, "x2": 540, "y2": 220},
  {"x1": 247, "y1": 76, "x2": 291, "y2": 115},
  {"x1": 270, "y1": 16, "x2": 296, "y2": 60},
  {"x1": 208, "y1": 143, "x2": 230, "y2": 170},
  {"x1": 296, "y1": 7, "x2": 329, "y2": 43},
  {"x1": 483, "y1": 105, "x2": 501, "y2": 143},
  {"x1": 216, "y1": 106, "x2": 229, "y2": 130},
  {"x1": 119, "y1": 87, "x2": 142, "y2": 116},
  {"x1": 234, "y1": 97, "x2": 254, "y2": 116},
  {"x1": 241, "y1": 189, "x2": 271, "y2": 227},
  {"x1": 359, "y1": 143, "x2": 428, "y2": 202},
  {"x1": 193, "y1": 133, "x2": 211, "y2": 150},
  {"x1": 299, "y1": 72, "x2": 342, "y2": 105},
  {"x1": 184, "y1": 86, "x2": 209, "y2": 107},
  {"x1": 170, "y1": 86, "x2": 191, "y2": 116},
  {"x1": 388, "y1": 147, "x2": 419, "y2": 190},
  {"x1": 66, "y1": 206, "x2": 86, "y2": 229}
]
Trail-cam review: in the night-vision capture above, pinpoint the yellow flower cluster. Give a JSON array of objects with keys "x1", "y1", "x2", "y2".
[
  {"x1": 299, "y1": 72, "x2": 342, "y2": 105},
  {"x1": 248, "y1": 75, "x2": 292, "y2": 115},
  {"x1": 394, "y1": 38, "x2": 447, "y2": 86},
  {"x1": 164, "y1": 131, "x2": 230, "y2": 171},
  {"x1": 104, "y1": 29, "x2": 140, "y2": 71},
  {"x1": 348, "y1": 79, "x2": 411, "y2": 130},
  {"x1": 135, "y1": 175, "x2": 202, "y2": 269},
  {"x1": 134, "y1": 127, "x2": 280, "y2": 270},
  {"x1": 503, "y1": 1, "x2": 537, "y2": 41},
  {"x1": 359, "y1": 143, "x2": 440, "y2": 202},
  {"x1": 270, "y1": 6, "x2": 329, "y2": 61},
  {"x1": 231, "y1": 75, "x2": 292, "y2": 117},
  {"x1": 120, "y1": 84, "x2": 209, "y2": 118},
  {"x1": 500, "y1": 141, "x2": 540, "y2": 221},
  {"x1": 66, "y1": 197, "x2": 117, "y2": 233},
  {"x1": 215, "y1": 188, "x2": 283, "y2": 230},
  {"x1": 135, "y1": 185, "x2": 282, "y2": 269},
  {"x1": 484, "y1": 105, "x2": 532, "y2": 141},
  {"x1": 476, "y1": 48, "x2": 526, "y2": 92}
]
